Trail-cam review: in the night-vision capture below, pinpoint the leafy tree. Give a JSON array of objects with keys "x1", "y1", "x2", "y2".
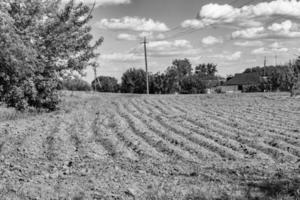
[
  {"x1": 284, "y1": 58, "x2": 300, "y2": 96},
  {"x1": 195, "y1": 63, "x2": 217, "y2": 76},
  {"x1": 92, "y1": 76, "x2": 119, "y2": 93},
  {"x1": 149, "y1": 72, "x2": 167, "y2": 94},
  {"x1": 121, "y1": 68, "x2": 147, "y2": 93},
  {"x1": 61, "y1": 77, "x2": 91, "y2": 91},
  {"x1": 172, "y1": 58, "x2": 192, "y2": 78},
  {"x1": 179, "y1": 75, "x2": 206, "y2": 94},
  {"x1": 0, "y1": 0, "x2": 103, "y2": 110},
  {"x1": 164, "y1": 59, "x2": 192, "y2": 93}
]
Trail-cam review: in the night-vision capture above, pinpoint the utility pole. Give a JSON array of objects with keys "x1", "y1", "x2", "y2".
[
  {"x1": 93, "y1": 63, "x2": 101, "y2": 92},
  {"x1": 264, "y1": 56, "x2": 267, "y2": 76},
  {"x1": 275, "y1": 55, "x2": 278, "y2": 66},
  {"x1": 142, "y1": 37, "x2": 149, "y2": 95}
]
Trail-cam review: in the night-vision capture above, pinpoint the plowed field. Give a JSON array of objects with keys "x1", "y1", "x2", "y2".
[{"x1": 0, "y1": 92, "x2": 299, "y2": 199}]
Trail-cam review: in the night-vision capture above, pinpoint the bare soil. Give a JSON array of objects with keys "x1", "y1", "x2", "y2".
[{"x1": 0, "y1": 92, "x2": 299, "y2": 199}]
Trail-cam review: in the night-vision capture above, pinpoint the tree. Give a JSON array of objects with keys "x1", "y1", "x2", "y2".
[
  {"x1": 285, "y1": 58, "x2": 300, "y2": 97},
  {"x1": 149, "y1": 72, "x2": 167, "y2": 94},
  {"x1": 61, "y1": 77, "x2": 91, "y2": 91},
  {"x1": 0, "y1": 0, "x2": 103, "y2": 110},
  {"x1": 92, "y1": 76, "x2": 119, "y2": 93},
  {"x1": 179, "y1": 75, "x2": 206, "y2": 94},
  {"x1": 121, "y1": 68, "x2": 147, "y2": 93},
  {"x1": 172, "y1": 58, "x2": 193, "y2": 78},
  {"x1": 164, "y1": 59, "x2": 192, "y2": 93},
  {"x1": 195, "y1": 63, "x2": 217, "y2": 76}
]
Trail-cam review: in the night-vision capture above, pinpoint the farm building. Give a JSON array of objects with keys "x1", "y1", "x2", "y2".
[{"x1": 221, "y1": 72, "x2": 262, "y2": 93}]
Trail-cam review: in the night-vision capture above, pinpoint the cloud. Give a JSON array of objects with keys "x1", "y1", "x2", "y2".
[
  {"x1": 201, "y1": 36, "x2": 223, "y2": 45},
  {"x1": 181, "y1": 19, "x2": 214, "y2": 29},
  {"x1": 234, "y1": 40, "x2": 263, "y2": 47},
  {"x1": 182, "y1": 0, "x2": 300, "y2": 30},
  {"x1": 97, "y1": 17, "x2": 169, "y2": 32},
  {"x1": 62, "y1": 0, "x2": 130, "y2": 7},
  {"x1": 117, "y1": 33, "x2": 137, "y2": 41},
  {"x1": 100, "y1": 53, "x2": 142, "y2": 62},
  {"x1": 100, "y1": 39, "x2": 199, "y2": 61},
  {"x1": 252, "y1": 42, "x2": 289, "y2": 54},
  {"x1": 232, "y1": 27, "x2": 265, "y2": 39},
  {"x1": 267, "y1": 20, "x2": 300, "y2": 38},
  {"x1": 269, "y1": 42, "x2": 289, "y2": 52},
  {"x1": 251, "y1": 47, "x2": 270, "y2": 54},
  {"x1": 232, "y1": 20, "x2": 300, "y2": 39},
  {"x1": 209, "y1": 51, "x2": 242, "y2": 61},
  {"x1": 147, "y1": 40, "x2": 192, "y2": 52},
  {"x1": 138, "y1": 32, "x2": 166, "y2": 40},
  {"x1": 224, "y1": 51, "x2": 242, "y2": 61}
]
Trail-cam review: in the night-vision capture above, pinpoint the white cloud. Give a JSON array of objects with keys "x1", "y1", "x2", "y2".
[
  {"x1": 251, "y1": 47, "x2": 270, "y2": 54},
  {"x1": 269, "y1": 42, "x2": 280, "y2": 49},
  {"x1": 181, "y1": 19, "x2": 214, "y2": 29},
  {"x1": 210, "y1": 51, "x2": 242, "y2": 61},
  {"x1": 267, "y1": 20, "x2": 300, "y2": 38},
  {"x1": 62, "y1": 0, "x2": 130, "y2": 7},
  {"x1": 232, "y1": 20, "x2": 300, "y2": 39},
  {"x1": 117, "y1": 33, "x2": 137, "y2": 41},
  {"x1": 268, "y1": 20, "x2": 293, "y2": 32},
  {"x1": 182, "y1": 0, "x2": 300, "y2": 30},
  {"x1": 97, "y1": 17, "x2": 169, "y2": 32},
  {"x1": 225, "y1": 51, "x2": 242, "y2": 61},
  {"x1": 100, "y1": 53, "x2": 142, "y2": 62},
  {"x1": 202, "y1": 36, "x2": 223, "y2": 45},
  {"x1": 234, "y1": 40, "x2": 263, "y2": 47},
  {"x1": 147, "y1": 40, "x2": 192, "y2": 52},
  {"x1": 138, "y1": 32, "x2": 166, "y2": 40},
  {"x1": 269, "y1": 42, "x2": 289, "y2": 52},
  {"x1": 232, "y1": 27, "x2": 265, "y2": 39}
]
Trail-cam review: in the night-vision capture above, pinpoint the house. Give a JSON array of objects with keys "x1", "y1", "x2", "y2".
[{"x1": 220, "y1": 72, "x2": 262, "y2": 93}]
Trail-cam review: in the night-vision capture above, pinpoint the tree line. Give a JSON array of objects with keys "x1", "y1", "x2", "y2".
[
  {"x1": 92, "y1": 59, "x2": 222, "y2": 94},
  {"x1": 241, "y1": 59, "x2": 300, "y2": 95}
]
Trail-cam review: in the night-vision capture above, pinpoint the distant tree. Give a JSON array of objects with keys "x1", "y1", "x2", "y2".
[
  {"x1": 195, "y1": 63, "x2": 217, "y2": 76},
  {"x1": 164, "y1": 59, "x2": 193, "y2": 93},
  {"x1": 179, "y1": 75, "x2": 206, "y2": 94},
  {"x1": 92, "y1": 76, "x2": 119, "y2": 93},
  {"x1": 121, "y1": 68, "x2": 146, "y2": 93},
  {"x1": 172, "y1": 58, "x2": 193, "y2": 78},
  {"x1": 61, "y1": 77, "x2": 91, "y2": 91},
  {"x1": 285, "y1": 58, "x2": 300, "y2": 96},
  {"x1": 149, "y1": 73, "x2": 166, "y2": 94}
]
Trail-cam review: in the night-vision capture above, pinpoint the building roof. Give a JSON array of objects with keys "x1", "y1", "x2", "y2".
[{"x1": 226, "y1": 73, "x2": 261, "y2": 86}]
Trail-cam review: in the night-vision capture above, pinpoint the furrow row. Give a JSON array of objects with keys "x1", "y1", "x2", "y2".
[
  {"x1": 174, "y1": 98, "x2": 300, "y2": 146},
  {"x1": 127, "y1": 101, "x2": 223, "y2": 161},
  {"x1": 112, "y1": 101, "x2": 198, "y2": 163},
  {"x1": 134, "y1": 99, "x2": 246, "y2": 160},
  {"x1": 143, "y1": 98, "x2": 299, "y2": 162}
]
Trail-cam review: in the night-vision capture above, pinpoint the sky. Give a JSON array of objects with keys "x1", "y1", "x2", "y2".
[{"x1": 75, "y1": 0, "x2": 300, "y2": 83}]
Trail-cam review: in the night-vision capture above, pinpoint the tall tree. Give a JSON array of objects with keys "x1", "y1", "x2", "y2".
[
  {"x1": 0, "y1": 0, "x2": 103, "y2": 110},
  {"x1": 121, "y1": 68, "x2": 147, "y2": 94},
  {"x1": 286, "y1": 58, "x2": 300, "y2": 97},
  {"x1": 195, "y1": 63, "x2": 217, "y2": 76}
]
